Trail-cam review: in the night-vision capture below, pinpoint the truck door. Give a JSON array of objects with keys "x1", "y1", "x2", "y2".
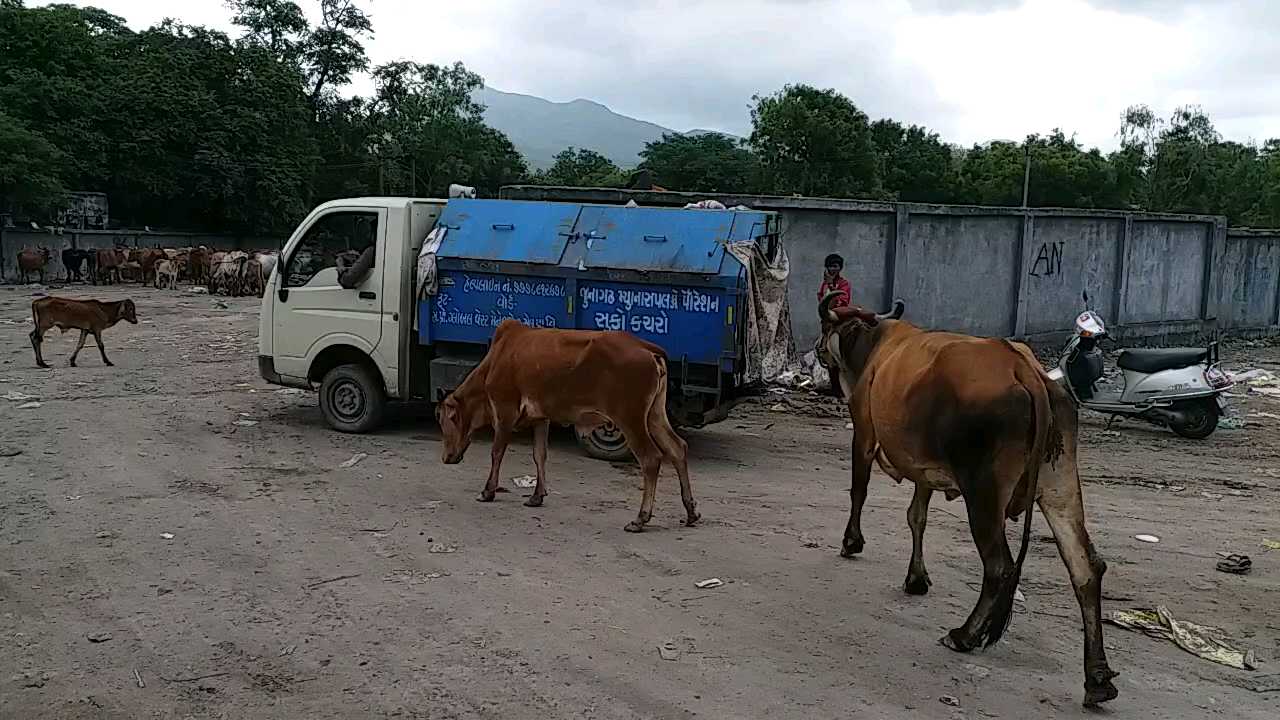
[{"x1": 272, "y1": 208, "x2": 387, "y2": 381}]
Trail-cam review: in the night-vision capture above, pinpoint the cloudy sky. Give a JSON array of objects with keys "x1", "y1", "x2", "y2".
[{"x1": 48, "y1": 0, "x2": 1280, "y2": 149}]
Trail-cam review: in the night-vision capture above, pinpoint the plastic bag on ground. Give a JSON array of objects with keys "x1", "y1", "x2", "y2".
[{"x1": 1106, "y1": 605, "x2": 1256, "y2": 670}]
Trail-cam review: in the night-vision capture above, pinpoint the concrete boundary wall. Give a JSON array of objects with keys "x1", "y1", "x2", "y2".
[
  {"x1": 502, "y1": 186, "x2": 1280, "y2": 347},
  {"x1": 0, "y1": 228, "x2": 281, "y2": 283}
]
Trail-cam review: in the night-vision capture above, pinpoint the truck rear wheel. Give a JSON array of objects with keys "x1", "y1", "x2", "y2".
[
  {"x1": 319, "y1": 363, "x2": 387, "y2": 434},
  {"x1": 577, "y1": 422, "x2": 633, "y2": 461}
]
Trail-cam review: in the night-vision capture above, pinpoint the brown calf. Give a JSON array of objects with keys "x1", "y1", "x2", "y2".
[
  {"x1": 29, "y1": 296, "x2": 138, "y2": 368},
  {"x1": 17, "y1": 247, "x2": 51, "y2": 284},
  {"x1": 817, "y1": 295, "x2": 1117, "y2": 707},
  {"x1": 437, "y1": 319, "x2": 698, "y2": 532}
]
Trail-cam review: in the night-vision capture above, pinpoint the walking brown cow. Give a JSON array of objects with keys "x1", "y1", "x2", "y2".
[
  {"x1": 816, "y1": 294, "x2": 1118, "y2": 707},
  {"x1": 437, "y1": 319, "x2": 699, "y2": 532},
  {"x1": 29, "y1": 296, "x2": 138, "y2": 368}
]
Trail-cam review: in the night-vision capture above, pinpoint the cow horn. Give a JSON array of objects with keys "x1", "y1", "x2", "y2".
[
  {"x1": 877, "y1": 299, "x2": 906, "y2": 321},
  {"x1": 817, "y1": 291, "x2": 842, "y2": 323}
]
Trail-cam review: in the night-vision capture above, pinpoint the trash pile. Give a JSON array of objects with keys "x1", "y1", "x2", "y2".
[
  {"x1": 1229, "y1": 368, "x2": 1280, "y2": 399},
  {"x1": 771, "y1": 350, "x2": 830, "y2": 392},
  {"x1": 758, "y1": 351, "x2": 847, "y2": 419}
]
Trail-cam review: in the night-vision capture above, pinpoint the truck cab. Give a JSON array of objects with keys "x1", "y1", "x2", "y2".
[{"x1": 259, "y1": 196, "x2": 779, "y2": 459}]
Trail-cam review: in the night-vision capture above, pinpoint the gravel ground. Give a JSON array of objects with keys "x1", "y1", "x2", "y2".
[{"x1": 1, "y1": 284, "x2": 1278, "y2": 719}]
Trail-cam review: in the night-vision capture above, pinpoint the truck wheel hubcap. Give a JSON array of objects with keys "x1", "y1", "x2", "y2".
[
  {"x1": 331, "y1": 381, "x2": 364, "y2": 420},
  {"x1": 592, "y1": 423, "x2": 626, "y2": 450}
]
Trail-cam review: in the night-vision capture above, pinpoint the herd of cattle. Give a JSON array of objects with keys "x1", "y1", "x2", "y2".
[{"x1": 14, "y1": 245, "x2": 278, "y2": 297}]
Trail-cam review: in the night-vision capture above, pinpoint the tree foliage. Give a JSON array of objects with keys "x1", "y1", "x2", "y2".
[
  {"x1": 0, "y1": 111, "x2": 65, "y2": 215},
  {"x1": 749, "y1": 84, "x2": 878, "y2": 198},
  {"x1": 4, "y1": 0, "x2": 1280, "y2": 232},
  {"x1": 531, "y1": 148, "x2": 627, "y2": 188},
  {"x1": 637, "y1": 132, "x2": 759, "y2": 194},
  {"x1": 0, "y1": 0, "x2": 527, "y2": 232}
]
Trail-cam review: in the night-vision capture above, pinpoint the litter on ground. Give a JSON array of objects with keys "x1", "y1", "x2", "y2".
[
  {"x1": 338, "y1": 453, "x2": 368, "y2": 468},
  {"x1": 1106, "y1": 605, "x2": 1256, "y2": 670}
]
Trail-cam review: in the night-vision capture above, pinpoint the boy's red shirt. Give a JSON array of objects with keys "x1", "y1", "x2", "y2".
[{"x1": 817, "y1": 276, "x2": 851, "y2": 308}]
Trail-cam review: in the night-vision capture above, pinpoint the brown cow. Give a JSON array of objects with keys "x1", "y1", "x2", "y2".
[
  {"x1": 95, "y1": 248, "x2": 121, "y2": 285},
  {"x1": 437, "y1": 319, "x2": 698, "y2": 532},
  {"x1": 816, "y1": 295, "x2": 1117, "y2": 707},
  {"x1": 188, "y1": 246, "x2": 210, "y2": 285},
  {"x1": 29, "y1": 296, "x2": 138, "y2": 368},
  {"x1": 135, "y1": 248, "x2": 166, "y2": 285},
  {"x1": 16, "y1": 247, "x2": 51, "y2": 284}
]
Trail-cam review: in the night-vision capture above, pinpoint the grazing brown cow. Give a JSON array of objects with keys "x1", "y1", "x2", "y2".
[
  {"x1": 29, "y1": 296, "x2": 138, "y2": 368},
  {"x1": 16, "y1": 247, "x2": 51, "y2": 284},
  {"x1": 437, "y1": 319, "x2": 698, "y2": 532},
  {"x1": 816, "y1": 294, "x2": 1117, "y2": 707}
]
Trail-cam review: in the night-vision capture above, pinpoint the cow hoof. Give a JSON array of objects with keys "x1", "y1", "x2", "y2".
[
  {"x1": 104, "y1": 361, "x2": 114, "y2": 367},
  {"x1": 939, "y1": 630, "x2": 977, "y2": 653},
  {"x1": 1084, "y1": 680, "x2": 1119, "y2": 707},
  {"x1": 624, "y1": 520, "x2": 645, "y2": 533},
  {"x1": 683, "y1": 512, "x2": 701, "y2": 527},
  {"x1": 36, "y1": 363, "x2": 50, "y2": 369},
  {"x1": 523, "y1": 495, "x2": 544, "y2": 508},
  {"x1": 903, "y1": 574, "x2": 931, "y2": 595},
  {"x1": 840, "y1": 537, "x2": 865, "y2": 558},
  {"x1": 1083, "y1": 668, "x2": 1120, "y2": 707},
  {"x1": 477, "y1": 490, "x2": 497, "y2": 502}
]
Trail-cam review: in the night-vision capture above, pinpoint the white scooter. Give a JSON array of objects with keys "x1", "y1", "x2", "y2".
[{"x1": 1046, "y1": 295, "x2": 1232, "y2": 439}]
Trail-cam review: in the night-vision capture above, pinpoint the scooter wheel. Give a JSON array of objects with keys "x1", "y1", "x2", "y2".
[{"x1": 1170, "y1": 398, "x2": 1219, "y2": 439}]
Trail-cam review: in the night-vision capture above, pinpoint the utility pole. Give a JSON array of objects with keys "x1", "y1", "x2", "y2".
[
  {"x1": 1021, "y1": 143, "x2": 1032, "y2": 208},
  {"x1": 411, "y1": 157, "x2": 416, "y2": 196}
]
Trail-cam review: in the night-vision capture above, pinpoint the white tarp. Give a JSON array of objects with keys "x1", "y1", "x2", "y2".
[{"x1": 726, "y1": 234, "x2": 796, "y2": 384}]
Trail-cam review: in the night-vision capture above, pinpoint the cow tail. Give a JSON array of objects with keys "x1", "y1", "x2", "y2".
[
  {"x1": 30, "y1": 300, "x2": 41, "y2": 339},
  {"x1": 651, "y1": 351, "x2": 669, "y2": 415},
  {"x1": 989, "y1": 359, "x2": 1052, "y2": 647}
]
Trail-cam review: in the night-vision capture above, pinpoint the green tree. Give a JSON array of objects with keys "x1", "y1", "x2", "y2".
[
  {"x1": 637, "y1": 132, "x2": 758, "y2": 193},
  {"x1": 303, "y1": 0, "x2": 373, "y2": 110},
  {"x1": 749, "y1": 84, "x2": 878, "y2": 198},
  {"x1": 0, "y1": 111, "x2": 65, "y2": 215},
  {"x1": 532, "y1": 147, "x2": 626, "y2": 188},
  {"x1": 227, "y1": 0, "x2": 307, "y2": 58},
  {"x1": 365, "y1": 61, "x2": 527, "y2": 196},
  {"x1": 952, "y1": 132, "x2": 1127, "y2": 209},
  {"x1": 870, "y1": 119, "x2": 956, "y2": 203},
  {"x1": 954, "y1": 140, "x2": 1024, "y2": 206}
]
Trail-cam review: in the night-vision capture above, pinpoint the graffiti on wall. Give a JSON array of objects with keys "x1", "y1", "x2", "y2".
[{"x1": 1029, "y1": 241, "x2": 1065, "y2": 277}]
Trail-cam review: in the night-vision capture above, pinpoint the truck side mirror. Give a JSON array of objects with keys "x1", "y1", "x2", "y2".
[{"x1": 278, "y1": 287, "x2": 289, "y2": 303}]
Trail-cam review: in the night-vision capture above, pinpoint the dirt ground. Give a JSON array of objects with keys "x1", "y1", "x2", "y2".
[{"x1": 1, "y1": 284, "x2": 1278, "y2": 719}]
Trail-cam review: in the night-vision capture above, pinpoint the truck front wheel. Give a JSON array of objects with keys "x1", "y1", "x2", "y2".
[
  {"x1": 577, "y1": 422, "x2": 633, "y2": 461},
  {"x1": 319, "y1": 363, "x2": 387, "y2": 433}
]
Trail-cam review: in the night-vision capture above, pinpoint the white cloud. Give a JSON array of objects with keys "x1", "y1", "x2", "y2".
[{"x1": 41, "y1": 0, "x2": 1280, "y2": 148}]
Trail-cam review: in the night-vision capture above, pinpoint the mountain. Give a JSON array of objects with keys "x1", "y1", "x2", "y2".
[{"x1": 474, "y1": 87, "x2": 738, "y2": 171}]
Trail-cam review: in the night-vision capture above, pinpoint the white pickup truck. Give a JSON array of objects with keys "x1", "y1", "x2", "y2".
[{"x1": 258, "y1": 196, "x2": 778, "y2": 458}]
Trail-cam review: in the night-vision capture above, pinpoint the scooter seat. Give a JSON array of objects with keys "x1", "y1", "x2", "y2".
[{"x1": 1116, "y1": 347, "x2": 1208, "y2": 373}]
